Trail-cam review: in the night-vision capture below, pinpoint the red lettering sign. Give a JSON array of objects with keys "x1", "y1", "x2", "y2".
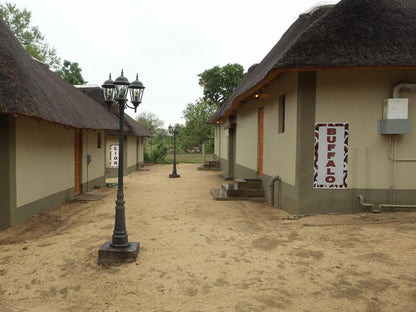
[{"x1": 327, "y1": 128, "x2": 336, "y2": 135}]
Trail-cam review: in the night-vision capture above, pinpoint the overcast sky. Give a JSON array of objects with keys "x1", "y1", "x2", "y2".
[{"x1": 8, "y1": 0, "x2": 337, "y2": 127}]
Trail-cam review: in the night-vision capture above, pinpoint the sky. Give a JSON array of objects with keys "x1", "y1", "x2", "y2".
[{"x1": 7, "y1": 0, "x2": 337, "y2": 128}]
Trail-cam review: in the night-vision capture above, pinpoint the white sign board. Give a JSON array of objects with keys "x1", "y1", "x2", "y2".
[
  {"x1": 313, "y1": 123, "x2": 349, "y2": 189},
  {"x1": 109, "y1": 144, "x2": 119, "y2": 168}
]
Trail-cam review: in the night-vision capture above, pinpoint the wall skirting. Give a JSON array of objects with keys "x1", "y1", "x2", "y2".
[
  {"x1": 105, "y1": 165, "x2": 137, "y2": 178},
  {"x1": 12, "y1": 187, "x2": 74, "y2": 227},
  {"x1": 0, "y1": 115, "x2": 15, "y2": 231},
  {"x1": 221, "y1": 158, "x2": 416, "y2": 215},
  {"x1": 81, "y1": 175, "x2": 106, "y2": 193}
]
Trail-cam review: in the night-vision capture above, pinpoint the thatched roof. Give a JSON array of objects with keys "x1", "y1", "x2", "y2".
[
  {"x1": 208, "y1": 0, "x2": 416, "y2": 123},
  {"x1": 0, "y1": 18, "x2": 120, "y2": 130},
  {"x1": 77, "y1": 85, "x2": 151, "y2": 137}
]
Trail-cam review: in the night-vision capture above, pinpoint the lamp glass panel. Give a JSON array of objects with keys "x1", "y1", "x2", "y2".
[
  {"x1": 130, "y1": 88, "x2": 144, "y2": 103},
  {"x1": 103, "y1": 87, "x2": 115, "y2": 102},
  {"x1": 116, "y1": 84, "x2": 129, "y2": 99}
]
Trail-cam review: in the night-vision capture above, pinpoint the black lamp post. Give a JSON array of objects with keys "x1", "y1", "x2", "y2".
[
  {"x1": 168, "y1": 124, "x2": 180, "y2": 178},
  {"x1": 98, "y1": 70, "x2": 145, "y2": 265}
]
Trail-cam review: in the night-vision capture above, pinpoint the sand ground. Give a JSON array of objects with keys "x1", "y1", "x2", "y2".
[{"x1": 0, "y1": 164, "x2": 416, "y2": 311}]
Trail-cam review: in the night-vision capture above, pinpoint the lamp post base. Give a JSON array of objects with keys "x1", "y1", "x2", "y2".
[
  {"x1": 169, "y1": 173, "x2": 180, "y2": 178},
  {"x1": 98, "y1": 241, "x2": 140, "y2": 265}
]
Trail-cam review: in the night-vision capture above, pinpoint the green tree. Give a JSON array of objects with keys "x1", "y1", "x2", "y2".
[
  {"x1": 136, "y1": 112, "x2": 167, "y2": 162},
  {"x1": 56, "y1": 60, "x2": 86, "y2": 85},
  {"x1": 136, "y1": 112, "x2": 164, "y2": 135},
  {"x1": 181, "y1": 98, "x2": 216, "y2": 152},
  {"x1": 0, "y1": 2, "x2": 60, "y2": 69},
  {"x1": 198, "y1": 63, "x2": 244, "y2": 108}
]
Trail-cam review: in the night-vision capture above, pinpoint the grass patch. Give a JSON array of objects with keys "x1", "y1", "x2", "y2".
[{"x1": 164, "y1": 153, "x2": 214, "y2": 164}]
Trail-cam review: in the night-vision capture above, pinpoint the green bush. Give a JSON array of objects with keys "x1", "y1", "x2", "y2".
[{"x1": 144, "y1": 142, "x2": 168, "y2": 163}]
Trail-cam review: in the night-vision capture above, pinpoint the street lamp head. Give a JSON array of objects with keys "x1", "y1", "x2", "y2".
[
  {"x1": 102, "y1": 73, "x2": 115, "y2": 107},
  {"x1": 114, "y1": 70, "x2": 130, "y2": 100},
  {"x1": 129, "y1": 74, "x2": 145, "y2": 112},
  {"x1": 168, "y1": 125, "x2": 173, "y2": 135},
  {"x1": 175, "y1": 124, "x2": 180, "y2": 133}
]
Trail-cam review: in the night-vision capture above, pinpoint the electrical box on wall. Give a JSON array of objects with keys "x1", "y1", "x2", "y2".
[
  {"x1": 378, "y1": 98, "x2": 411, "y2": 134},
  {"x1": 383, "y1": 98, "x2": 408, "y2": 119}
]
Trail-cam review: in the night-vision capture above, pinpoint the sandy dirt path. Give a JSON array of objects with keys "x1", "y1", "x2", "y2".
[{"x1": 1, "y1": 164, "x2": 416, "y2": 311}]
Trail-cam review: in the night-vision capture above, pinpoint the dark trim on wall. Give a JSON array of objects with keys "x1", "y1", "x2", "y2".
[
  {"x1": 226, "y1": 115, "x2": 237, "y2": 179},
  {"x1": 0, "y1": 115, "x2": 15, "y2": 231},
  {"x1": 219, "y1": 157, "x2": 229, "y2": 179},
  {"x1": 11, "y1": 187, "x2": 74, "y2": 227},
  {"x1": 234, "y1": 162, "x2": 258, "y2": 180},
  {"x1": 105, "y1": 164, "x2": 137, "y2": 178},
  {"x1": 295, "y1": 71, "x2": 318, "y2": 215},
  {"x1": 81, "y1": 176, "x2": 106, "y2": 193}
]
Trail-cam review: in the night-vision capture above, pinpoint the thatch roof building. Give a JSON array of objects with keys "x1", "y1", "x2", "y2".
[
  {"x1": 209, "y1": 0, "x2": 416, "y2": 123},
  {"x1": 77, "y1": 85, "x2": 152, "y2": 138},
  {"x1": 208, "y1": 0, "x2": 416, "y2": 216},
  {"x1": 0, "y1": 18, "x2": 119, "y2": 130}
]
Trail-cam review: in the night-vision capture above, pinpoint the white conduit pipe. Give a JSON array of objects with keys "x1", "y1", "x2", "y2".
[
  {"x1": 378, "y1": 203, "x2": 416, "y2": 210},
  {"x1": 358, "y1": 195, "x2": 416, "y2": 212},
  {"x1": 357, "y1": 195, "x2": 378, "y2": 213},
  {"x1": 386, "y1": 135, "x2": 416, "y2": 163},
  {"x1": 392, "y1": 83, "x2": 416, "y2": 98},
  {"x1": 268, "y1": 175, "x2": 281, "y2": 207}
]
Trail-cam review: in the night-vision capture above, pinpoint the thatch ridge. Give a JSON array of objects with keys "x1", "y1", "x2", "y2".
[{"x1": 208, "y1": 0, "x2": 416, "y2": 123}]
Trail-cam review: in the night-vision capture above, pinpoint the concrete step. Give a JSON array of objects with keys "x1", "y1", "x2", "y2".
[
  {"x1": 221, "y1": 183, "x2": 237, "y2": 191},
  {"x1": 210, "y1": 188, "x2": 266, "y2": 202},
  {"x1": 207, "y1": 160, "x2": 220, "y2": 166},
  {"x1": 235, "y1": 178, "x2": 263, "y2": 189},
  {"x1": 221, "y1": 183, "x2": 265, "y2": 198},
  {"x1": 197, "y1": 164, "x2": 221, "y2": 171},
  {"x1": 198, "y1": 159, "x2": 221, "y2": 171}
]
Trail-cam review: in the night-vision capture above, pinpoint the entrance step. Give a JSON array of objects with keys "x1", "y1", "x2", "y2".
[
  {"x1": 210, "y1": 178, "x2": 266, "y2": 202},
  {"x1": 198, "y1": 160, "x2": 221, "y2": 171}
]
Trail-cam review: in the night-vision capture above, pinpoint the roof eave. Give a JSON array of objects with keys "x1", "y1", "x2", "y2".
[{"x1": 213, "y1": 65, "x2": 416, "y2": 122}]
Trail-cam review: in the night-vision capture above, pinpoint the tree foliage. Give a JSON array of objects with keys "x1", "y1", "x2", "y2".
[
  {"x1": 136, "y1": 112, "x2": 164, "y2": 135},
  {"x1": 56, "y1": 60, "x2": 86, "y2": 85},
  {"x1": 0, "y1": 2, "x2": 60, "y2": 69},
  {"x1": 180, "y1": 98, "x2": 216, "y2": 152},
  {"x1": 136, "y1": 112, "x2": 168, "y2": 162},
  {"x1": 198, "y1": 63, "x2": 244, "y2": 108}
]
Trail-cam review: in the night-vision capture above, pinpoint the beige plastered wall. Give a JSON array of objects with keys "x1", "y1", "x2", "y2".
[
  {"x1": 137, "y1": 137, "x2": 144, "y2": 164},
  {"x1": 316, "y1": 68, "x2": 416, "y2": 190},
  {"x1": 127, "y1": 135, "x2": 137, "y2": 168},
  {"x1": 81, "y1": 129, "x2": 105, "y2": 190},
  {"x1": 236, "y1": 72, "x2": 298, "y2": 185},
  {"x1": 15, "y1": 118, "x2": 74, "y2": 207}
]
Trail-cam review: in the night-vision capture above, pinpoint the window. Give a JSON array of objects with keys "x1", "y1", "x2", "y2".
[
  {"x1": 97, "y1": 133, "x2": 102, "y2": 149},
  {"x1": 278, "y1": 94, "x2": 286, "y2": 133}
]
